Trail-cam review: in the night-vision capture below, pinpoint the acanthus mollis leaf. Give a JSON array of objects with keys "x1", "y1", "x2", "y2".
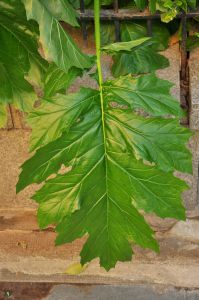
[
  {"x1": 22, "y1": 0, "x2": 94, "y2": 73},
  {"x1": 17, "y1": 74, "x2": 192, "y2": 270}
]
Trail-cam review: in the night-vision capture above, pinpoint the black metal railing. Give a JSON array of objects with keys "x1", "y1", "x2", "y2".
[{"x1": 79, "y1": 0, "x2": 199, "y2": 125}]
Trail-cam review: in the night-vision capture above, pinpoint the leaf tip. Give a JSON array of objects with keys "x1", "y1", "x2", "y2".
[
  {"x1": 64, "y1": 262, "x2": 88, "y2": 275},
  {"x1": 16, "y1": 180, "x2": 23, "y2": 194}
]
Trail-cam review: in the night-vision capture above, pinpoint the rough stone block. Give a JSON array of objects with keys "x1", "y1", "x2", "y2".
[
  {"x1": 189, "y1": 48, "x2": 199, "y2": 130},
  {"x1": 0, "y1": 130, "x2": 36, "y2": 209},
  {"x1": 167, "y1": 219, "x2": 199, "y2": 242},
  {"x1": 157, "y1": 44, "x2": 180, "y2": 100}
]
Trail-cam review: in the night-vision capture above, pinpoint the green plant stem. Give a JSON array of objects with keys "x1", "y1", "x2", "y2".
[
  {"x1": 94, "y1": 0, "x2": 106, "y2": 149},
  {"x1": 94, "y1": 0, "x2": 103, "y2": 87}
]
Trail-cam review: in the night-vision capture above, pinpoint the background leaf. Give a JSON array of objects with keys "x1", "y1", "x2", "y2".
[
  {"x1": 22, "y1": 0, "x2": 93, "y2": 73},
  {"x1": 112, "y1": 49, "x2": 169, "y2": 76},
  {"x1": 121, "y1": 22, "x2": 170, "y2": 51},
  {"x1": 100, "y1": 22, "x2": 170, "y2": 51},
  {"x1": 40, "y1": 0, "x2": 79, "y2": 27},
  {"x1": 0, "y1": 0, "x2": 48, "y2": 113},
  {"x1": 102, "y1": 37, "x2": 151, "y2": 53}
]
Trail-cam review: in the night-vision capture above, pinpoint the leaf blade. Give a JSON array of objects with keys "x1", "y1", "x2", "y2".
[
  {"x1": 106, "y1": 108, "x2": 193, "y2": 173},
  {"x1": 27, "y1": 88, "x2": 99, "y2": 151},
  {"x1": 103, "y1": 74, "x2": 185, "y2": 117}
]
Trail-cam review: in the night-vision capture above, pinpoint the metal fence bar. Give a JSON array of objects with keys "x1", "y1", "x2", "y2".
[
  {"x1": 147, "y1": 19, "x2": 152, "y2": 36},
  {"x1": 114, "y1": 0, "x2": 120, "y2": 41},
  {"x1": 80, "y1": 0, "x2": 88, "y2": 45},
  {"x1": 180, "y1": 13, "x2": 189, "y2": 125},
  {"x1": 181, "y1": 14, "x2": 188, "y2": 82},
  {"x1": 79, "y1": 9, "x2": 199, "y2": 20}
]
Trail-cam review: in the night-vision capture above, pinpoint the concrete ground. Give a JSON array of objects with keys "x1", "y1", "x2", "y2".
[{"x1": 0, "y1": 283, "x2": 199, "y2": 300}]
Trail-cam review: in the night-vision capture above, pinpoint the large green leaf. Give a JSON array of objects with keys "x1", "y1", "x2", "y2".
[
  {"x1": 17, "y1": 73, "x2": 192, "y2": 270},
  {"x1": 0, "y1": 0, "x2": 48, "y2": 113},
  {"x1": 22, "y1": 0, "x2": 93, "y2": 73}
]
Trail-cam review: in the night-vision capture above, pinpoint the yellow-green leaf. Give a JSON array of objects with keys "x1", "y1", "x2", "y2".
[{"x1": 64, "y1": 263, "x2": 88, "y2": 275}]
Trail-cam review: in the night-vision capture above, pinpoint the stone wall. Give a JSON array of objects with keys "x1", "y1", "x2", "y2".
[{"x1": 0, "y1": 29, "x2": 199, "y2": 299}]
